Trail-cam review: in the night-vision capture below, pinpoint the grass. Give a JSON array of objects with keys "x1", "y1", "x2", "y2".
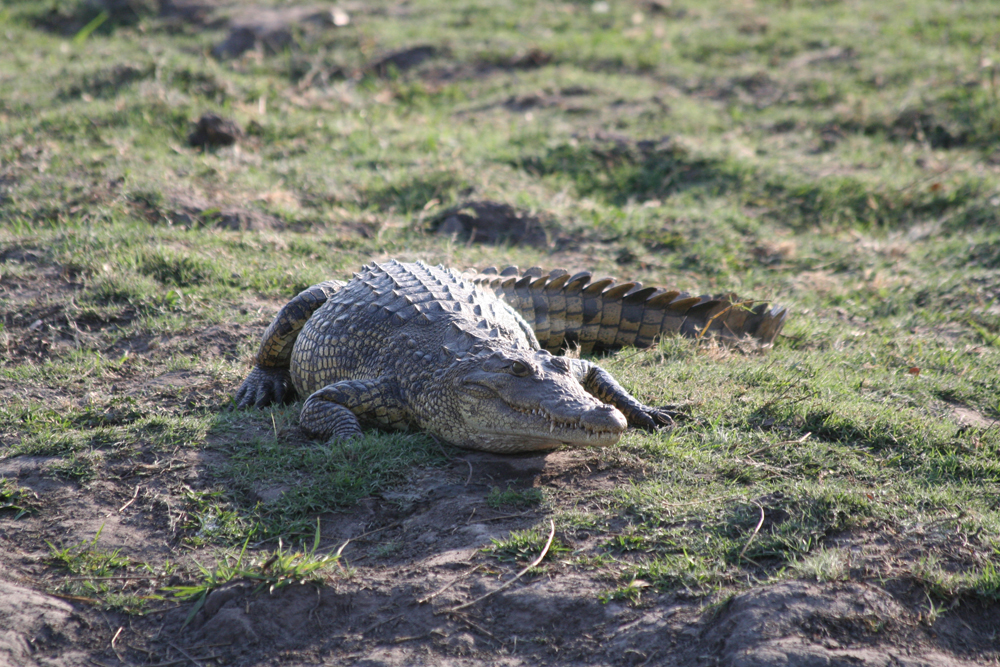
[
  {"x1": 789, "y1": 547, "x2": 850, "y2": 582},
  {"x1": 1, "y1": 0, "x2": 999, "y2": 618},
  {"x1": 162, "y1": 521, "x2": 342, "y2": 627},
  {"x1": 486, "y1": 485, "x2": 544, "y2": 510},
  {"x1": 222, "y1": 426, "x2": 446, "y2": 539},
  {"x1": 488, "y1": 525, "x2": 571, "y2": 565},
  {"x1": 0, "y1": 477, "x2": 37, "y2": 519},
  {"x1": 46, "y1": 525, "x2": 163, "y2": 613}
]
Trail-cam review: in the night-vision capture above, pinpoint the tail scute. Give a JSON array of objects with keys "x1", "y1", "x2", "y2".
[
  {"x1": 467, "y1": 266, "x2": 788, "y2": 353},
  {"x1": 582, "y1": 278, "x2": 615, "y2": 298}
]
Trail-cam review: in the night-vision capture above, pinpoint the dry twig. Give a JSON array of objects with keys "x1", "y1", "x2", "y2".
[
  {"x1": 443, "y1": 519, "x2": 555, "y2": 613},
  {"x1": 739, "y1": 502, "x2": 766, "y2": 561},
  {"x1": 167, "y1": 641, "x2": 205, "y2": 667},
  {"x1": 417, "y1": 565, "x2": 479, "y2": 604},
  {"x1": 110, "y1": 626, "x2": 124, "y2": 653},
  {"x1": 118, "y1": 485, "x2": 141, "y2": 512}
]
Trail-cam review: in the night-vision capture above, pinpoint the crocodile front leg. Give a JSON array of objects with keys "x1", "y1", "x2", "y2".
[
  {"x1": 300, "y1": 377, "x2": 410, "y2": 441},
  {"x1": 572, "y1": 359, "x2": 676, "y2": 431},
  {"x1": 234, "y1": 280, "x2": 345, "y2": 409}
]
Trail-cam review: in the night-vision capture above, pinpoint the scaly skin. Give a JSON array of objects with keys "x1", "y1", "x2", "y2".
[
  {"x1": 465, "y1": 266, "x2": 787, "y2": 354},
  {"x1": 234, "y1": 260, "x2": 785, "y2": 452}
]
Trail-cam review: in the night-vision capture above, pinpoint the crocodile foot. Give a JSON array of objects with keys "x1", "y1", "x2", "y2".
[
  {"x1": 628, "y1": 404, "x2": 677, "y2": 431},
  {"x1": 234, "y1": 366, "x2": 296, "y2": 409}
]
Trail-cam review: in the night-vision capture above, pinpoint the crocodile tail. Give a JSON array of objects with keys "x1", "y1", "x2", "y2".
[
  {"x1": 467, "y1": 266, "x2": 788, "y2": 354},
  {"x1": 255, "y1": 280, "x2": 346, "y2": 367}
]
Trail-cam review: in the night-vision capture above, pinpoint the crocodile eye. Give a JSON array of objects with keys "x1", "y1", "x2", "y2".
[
  {"x1": 549, "y1": 356, "x2": 570, "y2": 372},
  {"x1": 510, "y1": 361, "x2": 532, "y2": 377}
]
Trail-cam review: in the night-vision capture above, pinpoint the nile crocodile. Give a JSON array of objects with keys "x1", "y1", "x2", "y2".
[{"x1": 234, "y1": 260, "x2": 786, "y2": 453}]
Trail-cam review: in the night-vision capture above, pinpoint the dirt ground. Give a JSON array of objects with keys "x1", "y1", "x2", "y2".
[
  {"x1": 5, "y1": 445, "x2": 1000, "y2": 667},
  {"x1": 5, "y1": 441, "x2": 1000, "y2": 667}
]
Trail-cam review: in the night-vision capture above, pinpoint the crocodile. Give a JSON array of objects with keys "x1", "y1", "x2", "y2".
[{"x1": 234, "y1": 260, "x2": 787, "y2": 453}]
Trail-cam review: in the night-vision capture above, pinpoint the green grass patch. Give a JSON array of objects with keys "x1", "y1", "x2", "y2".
[
  {"x1": 46, "y1": 526, "x2": 158, "y2": 613},
  {"x1": 219, "y1": 410, "x2": 447, "y2": 538},
  {"x1": 489, "y1": 526, "x2": 571, "y2": 565},
  {"x1": 0, "y1": 478, "x2": 38, "y2": 519},
  {"x1": 162, "y1": 522, "x2": 342, "y2": 627},
  {"x1": 486, "y1": 486, "x2": 544, "y2": 510}
]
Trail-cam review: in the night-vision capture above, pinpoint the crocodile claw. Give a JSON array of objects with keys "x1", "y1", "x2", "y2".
[
  {"x1": 234, "y1": 366, "x2": 296, "y2": 409},
  {"x1": 630, "y1": 403, "x2": 692, "y2": 431},
  {"x1": 630, "y1": 407, "x2": 674, "y2": 431}
]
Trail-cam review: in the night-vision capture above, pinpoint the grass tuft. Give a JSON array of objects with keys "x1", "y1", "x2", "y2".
[{"x1": 162, "y1": 521, "x2": 342, "y2": 627}]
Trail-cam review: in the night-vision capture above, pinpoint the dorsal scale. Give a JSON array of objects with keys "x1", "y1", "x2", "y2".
[{"x1": 316, "y1": 261, "x2": 538, "y2": 354}]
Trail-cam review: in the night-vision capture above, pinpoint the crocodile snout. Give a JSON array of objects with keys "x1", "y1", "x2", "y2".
[
  {"x1": 538, "y1": 398, "x2": 627, "y2": 434},
  {"x1": 582, "y1": 404, "x2": 628, "y2": 433}
]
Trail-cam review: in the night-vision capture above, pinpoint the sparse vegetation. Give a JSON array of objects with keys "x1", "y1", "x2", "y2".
[
  {"x1": 0, "y1": 477, "x2": 37, "y2": 519},
  {"x1": 488, "y1": 525, "x2": 570, "y2": 565},
  {"x1": 46, "y1": 525, "x2": 161, "y2": 613},
  {"x1": 163, "y1": 522, "x2": 342, "y2": 627},
  {"x1": 486, "y1": 485, "x2": 544, "y2": 510}
]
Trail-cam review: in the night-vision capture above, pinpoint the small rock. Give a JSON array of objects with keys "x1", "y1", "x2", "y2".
[
  {"x1": 305, "y1": 8, "x2": 350, "y2": 27},
  {"x1": 188, "y1": 113, "x2": 242, "y2": 148},
  {"x1": 212, "y1": 26, "x2": 258, "y2": 60},
  {"x1": 203, "y1": 583, "x2": 245, "y2": 617},
  {"x1": 331, "y1": 8, "x2": 350, "y2": 26},
  {"x1": 198, "y1": 607, "x2": 259, "y2": 647},
  {"x1": 368, "y1": 45, "x2": 437, "y2": 77}
]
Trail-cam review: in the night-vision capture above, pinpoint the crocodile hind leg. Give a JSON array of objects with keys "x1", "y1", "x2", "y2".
[
  {"x1": 300, "y1": 377, "x2": 409, "y2": 440},
  {"x1": 234, "y1": 280, "x2": 345, "y2": 409},
  {"x1": 571, "y1": 359, "x2": 676, "y2": 431}
]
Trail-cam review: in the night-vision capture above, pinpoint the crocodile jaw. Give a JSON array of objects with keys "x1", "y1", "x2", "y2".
[
  {"x1": 466, "y1": 403, "x2": 627, "y2": 451},
  {"x1": 471, "y1": 424, "x2": 624, "y2": 452},
  {"x1": 421, "y1": 349, "x2": 629, "y2": 452}
]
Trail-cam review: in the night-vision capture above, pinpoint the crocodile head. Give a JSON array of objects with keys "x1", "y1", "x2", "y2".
[{"x1": 419, "y1": 348, "x2": 627, "y2": 452}]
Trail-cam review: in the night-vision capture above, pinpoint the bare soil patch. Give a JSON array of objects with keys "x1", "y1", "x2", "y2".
[
  {"x1": 133, "y1": 190, "x2": 286, "y2": 231},
  {"x1": 367, "y1": 45, "x2": 438, "y2": 78},
  {"x1": 0, "y1": 260, "x2": 94, "y2": 364},
  {"x1": 432, "y1": 201, "x2": 550, "y2": 248},
  {"x1": 0, "y1": 579, "x2": 92, "y2": 667}
]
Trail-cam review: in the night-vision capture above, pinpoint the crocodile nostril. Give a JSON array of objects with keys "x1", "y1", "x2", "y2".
[{"x1": 583, "y1": 405, "x2": 627, "y2": 432}]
